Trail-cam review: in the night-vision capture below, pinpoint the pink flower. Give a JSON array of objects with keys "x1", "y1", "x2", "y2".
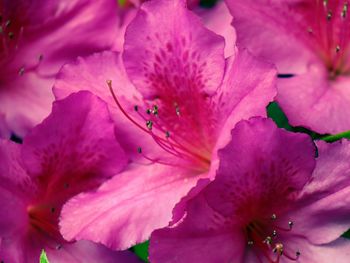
[
  {"x1": 150, "y1": 118, "x2": 350, "y2": 263},
  {"x1": 0, "y1": 0, "x2": 120, "y2": 137},
  {"x1": 226, "y1": 0, "x2": 350, "y2": 134},
  {"x1": 54, "y1": 0, "x2": 277, "y2": 250},
  {"x1": 0, "y1": 91, "x2": 140, "y2": 262}
]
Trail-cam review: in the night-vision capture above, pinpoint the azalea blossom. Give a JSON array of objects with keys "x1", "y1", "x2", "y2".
[
  {"x1": 53, "y1": 0, "x2": 277, "y2": 250},
  {"x1": 0, "y1": 91, "x2": 141, "y2": 262},
  {"x1": 226, "y1": 0, "x2": 350, "y2": 134},
  {"x1": 0, "y1": 0, "x2": 120, "y2": 137},
  {"x1": 150, "y1": 118, "x2": 350, "y2": 263}
]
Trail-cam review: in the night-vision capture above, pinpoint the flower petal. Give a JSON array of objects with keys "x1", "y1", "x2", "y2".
[
  {"x1": 53, "y1": 51, "x2": 159, "y2": 159},
  {"x1": 60, "y1": 164, "x2": 206, "y2": 250},
  {"x1": 213, "y1": 49, "x2": 277, "y2": 151},
  {"x1": 288, "y1": 140, "x2": 350, "y2": 244},
  {"x1": 226, "y1": 0, "x2": 315, "y2": 73},
  {"x1": 22, "y1": 91, "x2": 127, "y2": 198},
  {"x1": 123, "y1": 0, "x2": 225, "y2": 98},
  {"x1": 277, "y1": 64, "x2": 350, "y2": 134},
  {"x1": 149, "y1": 193, "x2": 245, "y2": 263},
  {"x1": 0, "y1": 0, "x2": 120, "y2": 136},
  {"x1": 206, "y1": 118, "x2": 315, "y2": 217}
]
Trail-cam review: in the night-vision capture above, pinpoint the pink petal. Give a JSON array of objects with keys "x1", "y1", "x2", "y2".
[
  {"x1": 283, "y1": 237, "x2": 350, "y2": 263},
  {"x1": 213, "y1": 49, "x2": 277, "y2": 151},
  {"x1": 288, "y1": 140, "x2": 350, "y2": 244},
  {"x1": 0, "y1": 114, "x2": 10, "y2": 139},
  {"x1": 123, "y1": 0, "x2": 225, "y2": 99},
  {"x1": 22, "y1": 91, "x2": 127, "y2": 198},
  {"x1": 195, "y1": 1, "x2": 236, "y2": 58},
  {"x1": 45, "y1": 240, "x2": 141, "y2": 263},
  {"x1": 60, "y1": 164, "x2": 206, "y2": 250},
  {"x1": 277, "y1": 63, "x2": 350, "y2": 134},
  {"x1": 150, "y1": 193, "x2": 245, "y2": 263},
  {"x1": 226, "y1": 0, "x2": 315, "y2": 74},
  {"x1": 0, "y1": 0, "x2": 120, "y2": 136},
  {"x1": 53, "y1": 51, "x2": 159, "y2": 159}
]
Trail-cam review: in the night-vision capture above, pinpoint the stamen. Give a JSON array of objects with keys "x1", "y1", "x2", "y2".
[
  {"x1": 273, "y1": 243, "x2": 283, "y2": 255},
  {"x1": 146, "y1": 120, "x2": 153, "y2": 130},
  {"x1": 107, "y1": 80, "x2": 210, "y2": 167},
  {"x1": 342, "y1": 3, "x2": 348, "y2": 18},
  {"x1": 327, "y1": 10, "x2": 332, "y2": 21}
]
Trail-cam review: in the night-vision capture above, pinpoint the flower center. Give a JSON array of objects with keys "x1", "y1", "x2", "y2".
[
  {"x1": 306, "y1": 1, "x2": 350, "y2": 79},
  {"x1": 27, "y1": 203, "x2": 65, "y2": 245},
  {"x1": 107, "y1": 80, "x2": 211, "y2": 172},
  {"x1": 246, "y1": 213, "x2": 300, "y2": 263}
]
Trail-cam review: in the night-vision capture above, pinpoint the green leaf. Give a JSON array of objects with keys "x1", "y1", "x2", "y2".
[
  {"x1": 342, "y1": 229, "x2": 350, "y2": 239},
  {"x1": 132, "y1": 241, "x2": 149, "y2": 262},
  {"x1": 267, "y1": 102, "x2": 293, "y2": 131},
  {"x1": 320, "y1": 130, "x2": 350, "y2": 142},
  {"x1": 267, "y1": 102, "x2": 323, "y2": 140},
  {"x1": 40, "y1": 249, "x2": 50, "y2": 263}
]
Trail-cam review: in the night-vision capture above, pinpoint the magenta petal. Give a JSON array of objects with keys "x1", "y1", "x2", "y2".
[
  {"x1": 0, "y1": 114, "x2": 10, "y2": 139},
  {"x1": 123, "y1": 0, "x2": 225, "y2": 98},
  {"x1": 214, "y1": 49, "x2": 277, "y2": 150},
  {"x1": 0, "y1": 0, "x2": 120, "y2": 136},
  {"x1": 22, "y1": 91, "x2": 127, "y2": 195},
  {"x1": 206, "y1": 118, "x2": 315, "y2": 217},
  {"x1": 288, "y1": 140, "x2": 350, "y2": 245},
  {"x1": 150, "y1": 229, "x2": 244, "y2": 263},
  {"x1": 150, "y1": 192, "x2": 245, "y2": 263},
  {"x1": 284, "y1": 237, "x2": 350, "y2": 263},
  {"x1": 45, "y1": 240, "x2": 141, "y2": 263},
  {"x1": 60, "y1": 164, "x2": 206, "y2": 250}
]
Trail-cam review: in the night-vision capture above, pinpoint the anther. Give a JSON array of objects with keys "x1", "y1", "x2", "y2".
[
  {"x1": 38, "y1": 54, "x2": 44, "y2": 61},
  {"x1": 264, "y1": 236, "x2": 272, "y2": 245},
  {"x1": 8, "y1": 32, "x2": 14, "y2": 39},
  {"x1": 5, "y1": 20, "x2": 10, "y2": 28},
  {"x1": 174, "y1": 102, "x2": 180, "y2": 116},
  {"x1": 134, "y1": 105, "x2": 139, "y2": 111},
  {"x1": 146, "y1": 109, "x2": 152, "y2": 114},
  {"x1": 342, "y1": 3, "x2": 348, "y2": 18},
  {"x1": 336, "y1": 45, "x2": 340, "y2": 53},
  {"x1": 51, "y1": 207, "x2": 55, "y2": 213},
  {"x1": 327, "y1": 11, "x2": 332, "y2": 20},
  {"x1": 296, "y1": 251, "x2": 301, "y2": 257},
  {"x1": 146, "y1": 120, "x2": 153, "y2": 130},
  {"x1": 56, "y1": 244, "x2": 62, "y2": 250},
  {"x1": 18, "y1": 67, "x2": 25, "y2": 76},
  {"x1": 323, "y1": 0, "x2": 328, "y2": 7},
  {"x1": 152, "y1": 105, "x2": 159, "y2": 116},
  {"x1": 247, "y1": 240, "x2": 254, "y2": 246},
  {"x1": 307, "y1": 27, "x2": 313, "y2": 34},
  {"x1": 106, "y1": 79, "x2": 112, "y2": 86},
  {"x1": 271, "y1": 214, "x2": 277, "y2": 220},
  {"x1": 288, "y1": 221, "x2": 294, "y2": 229},
  {"x1": 272, "y1": 230, "x2": 277, "y2": 237},
  {"x1": 273, "y1": 243, "x2": 284, "y2": 255},
  {"x1": 137, "y1": 147, "x2": 142, "y2": 153},
  {"x1": 165, "y1": 131, "x2": 170, "y2": 138}
]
